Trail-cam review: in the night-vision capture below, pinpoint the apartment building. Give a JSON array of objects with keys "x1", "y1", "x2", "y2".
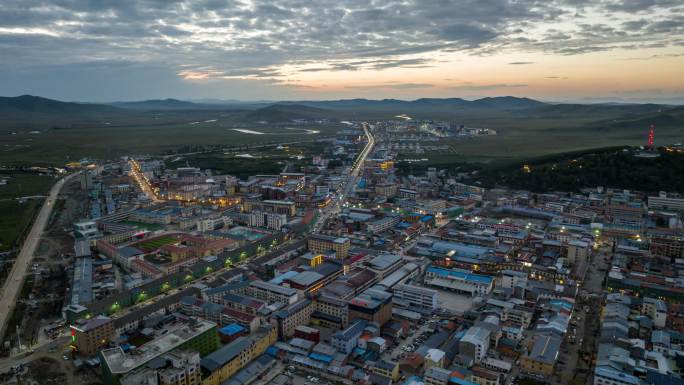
[
  {"x1": 119, "y1": 350, "x2": 202, "y2": 385},
  {"x1": 270, "y1": 298, "x2": 314, "y2": 340},
  {"x1": 424, "y1": 266, "x2": 493, "y2": 297},
  {"x1": 70, "y1": 315, "x2": 115, "y2": 356},
  {"x1": 200, "y1": 326, "x2": 277, "y2": 385},
  {"x1": 246, "y1": 281, "x2": 298, "y2": 305},
  {"x1": 648, "y1": 192, "x2": 684, "y2": 212},
  {"x1": 331, "y1": 319, "x2": 367, "y2": 354},
  {"x1": 520, "y1": 334, "x2": 561, "y2": 377},
  {"x1": 392, "y1": 284, "x2": 437, "y2": 313},
  {"x1": 459, "y1": 326, "x2": 491, "y2": 364},
  {"x1": 308, "y1": 234, "x2": 350, "y2": 258},
  {"x1": 348, "y1": 288, "x2": 393, "y2": 326},
  {"x1": 312, "y1": 294, "x2": 349, "y2": 328}
]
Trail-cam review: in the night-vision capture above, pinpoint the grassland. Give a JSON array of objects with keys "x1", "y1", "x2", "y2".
[
  {"x1": 0, "y1": 118, "x2": 342, "y2": 167},
  {"x1": 403, "y1": 112, "x2": 684, "y2": 168},
  {"x1": 165, "y1": 141, "x2": 328, "y2": 178},
  {"x1": 132, "y1": 235, "x2": 179, "y2": 252},
  {"x1": 0, "y1": 173, "x2": 56, "y2": 251}
]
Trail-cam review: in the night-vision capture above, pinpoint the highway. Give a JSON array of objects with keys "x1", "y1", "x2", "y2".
[
  {"x1": 0, "y1": 173, "x2": 79, "y2": 340},
  {"x1": 312, "y1": 122, "x2": 374, "y2": 233}
]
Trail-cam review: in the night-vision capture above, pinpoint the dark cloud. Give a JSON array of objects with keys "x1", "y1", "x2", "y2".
[
  {"x1": 0, "y1": 0, "x2": 682, "y2": 99},
  {"x1": 508, "y1": 61, "x2": 534, "y2": 65}
]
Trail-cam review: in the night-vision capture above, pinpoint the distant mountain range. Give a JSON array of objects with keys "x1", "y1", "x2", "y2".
[
  {"x1": 0, "y1": 95, "x2": 120, "y2": 116},
  {"x1": 1, "y1": 95, "x2": 682, "y2": 129}
]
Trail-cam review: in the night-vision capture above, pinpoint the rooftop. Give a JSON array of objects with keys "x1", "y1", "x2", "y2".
[
  {"x1": 101, "y1": 318, "x2": 216, "y2": 375},
  {"x1": 528, "y1": 334, "x2": 561, "y2": 364}
]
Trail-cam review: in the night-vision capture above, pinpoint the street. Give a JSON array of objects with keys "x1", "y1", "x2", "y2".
[{"x1": 313, "y1": 122, "x2": 374, "y2": 233}]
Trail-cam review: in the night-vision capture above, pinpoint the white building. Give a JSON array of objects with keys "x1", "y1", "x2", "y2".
[
  {"x1": 459, "y1": 326, "x2": 491, "y2": 364},
  {"x1": 392, "y1": 284, "x2": 437, "y2": 313},
  {"x1": 500, "y1": 270, "x2": 527, "y2": 290},
  {"x1": 266, "y1": 212, "x2": 288, "y2": 230},
  {"x1": 642, "y1": 297, "x2": 668, "y2": 328},
  {"x1": 648, "y1": 192, "x2": 684, "y2": 212}
]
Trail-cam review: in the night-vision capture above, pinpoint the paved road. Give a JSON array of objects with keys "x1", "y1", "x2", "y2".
[
  {"x1": 129, "y1": 159, "x2": 162, "y2": 202},
  {"x1": 312, "y1": 122, "x2": 374, "y2": 233},
  {"x1": 0, "y1": 173, "x2": 78, "y2": 340}
]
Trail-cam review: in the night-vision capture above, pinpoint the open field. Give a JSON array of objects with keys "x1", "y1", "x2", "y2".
[
  {"x1": 132, "y1": 235, "x2": 179, "y2": 252},
  {"x1": 165, "y1": 142, "x2": 328, "y2": 178},
  {"x1": 0, "y1": 120, "x2": 342, "y2": 167},
  {"x1": 0, "y1": 173, "x2": 56, "y2": 251},
  {"x1": 397, "y1": 114, "x2": 684, "y2": 169}
]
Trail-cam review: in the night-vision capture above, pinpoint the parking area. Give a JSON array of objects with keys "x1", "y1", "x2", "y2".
[{"x1": 435, "y1": 290, "x2": 474, "y2": 316}]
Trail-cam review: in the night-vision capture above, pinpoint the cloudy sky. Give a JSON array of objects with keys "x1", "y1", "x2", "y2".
[{"x1": 1, "y1": 0, "x2": 683, "y2": 102}]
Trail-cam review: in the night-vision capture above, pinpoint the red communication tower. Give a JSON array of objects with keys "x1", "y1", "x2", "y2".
[{"x1": 648, "y1": 125, "x2": 655, "y2": 148}]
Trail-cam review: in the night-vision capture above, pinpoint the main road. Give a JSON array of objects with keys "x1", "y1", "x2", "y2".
[
  {"x1": 129, "y1": 159, "x2": 162, "y2": 202},
  {"x1": 313, "y1": 122, "x2": 374, "y2": 233},
  {"x1": 0, "y1": 173, "x2": 79, "y2": 340}
]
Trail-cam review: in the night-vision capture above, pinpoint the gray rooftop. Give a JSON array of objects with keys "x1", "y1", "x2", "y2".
[{"x1": 528, "y1": 334, "x2": 561, "y2": 364}]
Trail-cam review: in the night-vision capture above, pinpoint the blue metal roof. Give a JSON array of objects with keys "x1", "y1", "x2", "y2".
[
  {"x1": 427, "y1": 266, "x2": 493, "y2": 284},
  {"x1": 219, "y1": 323, "x2": 245, "y2": 336},
  {"x1": 309, "y1": 352, "x2": 333, "y2": 363}
]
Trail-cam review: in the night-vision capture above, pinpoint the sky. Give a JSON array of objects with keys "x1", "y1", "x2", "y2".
[{"x1": 1, "y1": 0, "x2": 683, "y2": 103}]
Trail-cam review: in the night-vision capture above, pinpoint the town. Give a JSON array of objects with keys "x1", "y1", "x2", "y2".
[{"x1": 0, "y1": 119, "x2": 682, "y2": 385}]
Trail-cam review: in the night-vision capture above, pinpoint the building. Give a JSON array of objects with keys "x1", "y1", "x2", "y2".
[
  {"x1": 331, "y1": 319, "x2": 367, "y2": 354},
  {"x1": 520, "y1": 334, "x2": 561, "y2": 377},
  {"x1": 593, "y1": 367, "x2": 640, "y2": 385},
  {"x1": 266, "y1": 212, "x2": 288, "y2": 230},
  {"x1": 348, "y1": 288, "x2": 393, "y2": 326},
  {"x1": 70, "y1": 315, "x2": 115, "y2": 356},
  {"x1": 200, "y1": 326, "x2": 277, "y2": 385},
  {"x1": 244, "y1": 199, "x2": 296, "y2": 216},
  {"x1": 248, "y1": 211, "x2": 288, "y2": 230},
  {"x1": 312, "y1": 294, "x2": 349, "y2": 328},
  {"x1": 642, "y1": 297, "x2": 668, "y2": 328},
  {"x1": 424, "y1": 266, "x2": 493, "y2": 297},
  {"x1": 119, "y1": 350, "x2": 201, "y2": 385},
  {"x1": 470, "y1": 366, "x2": 500, "y2": 385},
  {"x1": 424, "y1": 348, "x2": 446, "y2": 369},
  {"x1": 308, "y1": 234, "x2": 350, "y2": 258},
  {"x1": 100, "y1": 318, "x2": 218, "y2": 385},
  {"x1": 566, "y1": 240, "x2": 589, "y2": 264},
  {"x1": 367, "y1": 216, "x2": 401, "y2": 234},
  {"x1": 180, "y1": 296, "x2": 260, "y2": 333},
  {"x1": 246, "y1": 281, "x2": 299, "y2": 305},
  {"x1": 392, "y1": 284, "x2": 437, "y2": 314},
  {"x1": 74, "y1": 220, "x2": 100, "y2": 240},
  {"x1": 270, "y1": 298, "x2": 314, "y2": 340},
  {"x1": 460, "y1": 326, "x2": 491, "y2": 364},
  {"x1": 500, "y1": 270, "x2": 527, "y2": 291},
  {"x1": 425, "y1": 367, "x2": 452, "y2": 385},
  {"x1": 369, "y1": 360, "x2": 400, "y2": 382},
  {"x1": 294, "y1": 325, "x2": 320, "y2": 343},
  {"x1": 648, "y1": 192, "x2": 684, "y2": 212}
]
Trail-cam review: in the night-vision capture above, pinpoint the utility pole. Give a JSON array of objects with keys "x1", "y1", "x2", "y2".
[{"x1": 16, "y1": 325, "x2": 23, "y2": 352}]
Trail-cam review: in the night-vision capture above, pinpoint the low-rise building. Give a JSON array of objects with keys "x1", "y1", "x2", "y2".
[
  {"x1": 520, "y1": 334, "x2": 561, "y2": 377},
  {"x1": 392, "y1": 284, "x2": 437, "y2": 313},
  {"x1": 100, "y1": 318, "x2": 218, "y2": 385},
  {"x1": 200, "y1": 326, "x2": 277, "y2": 385},
  {"x1": 348, "y1": 288, "x2": 393, "y2": 326},
  {"x1": 308, "y1": 234, "x2": 350, "y2": 258},
  {"x1": 70, "y1": 315, "x2": 115, "y2": 357},
  {"x1": 270, "y1": 298, "x2": 314, "y2": 340}
]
